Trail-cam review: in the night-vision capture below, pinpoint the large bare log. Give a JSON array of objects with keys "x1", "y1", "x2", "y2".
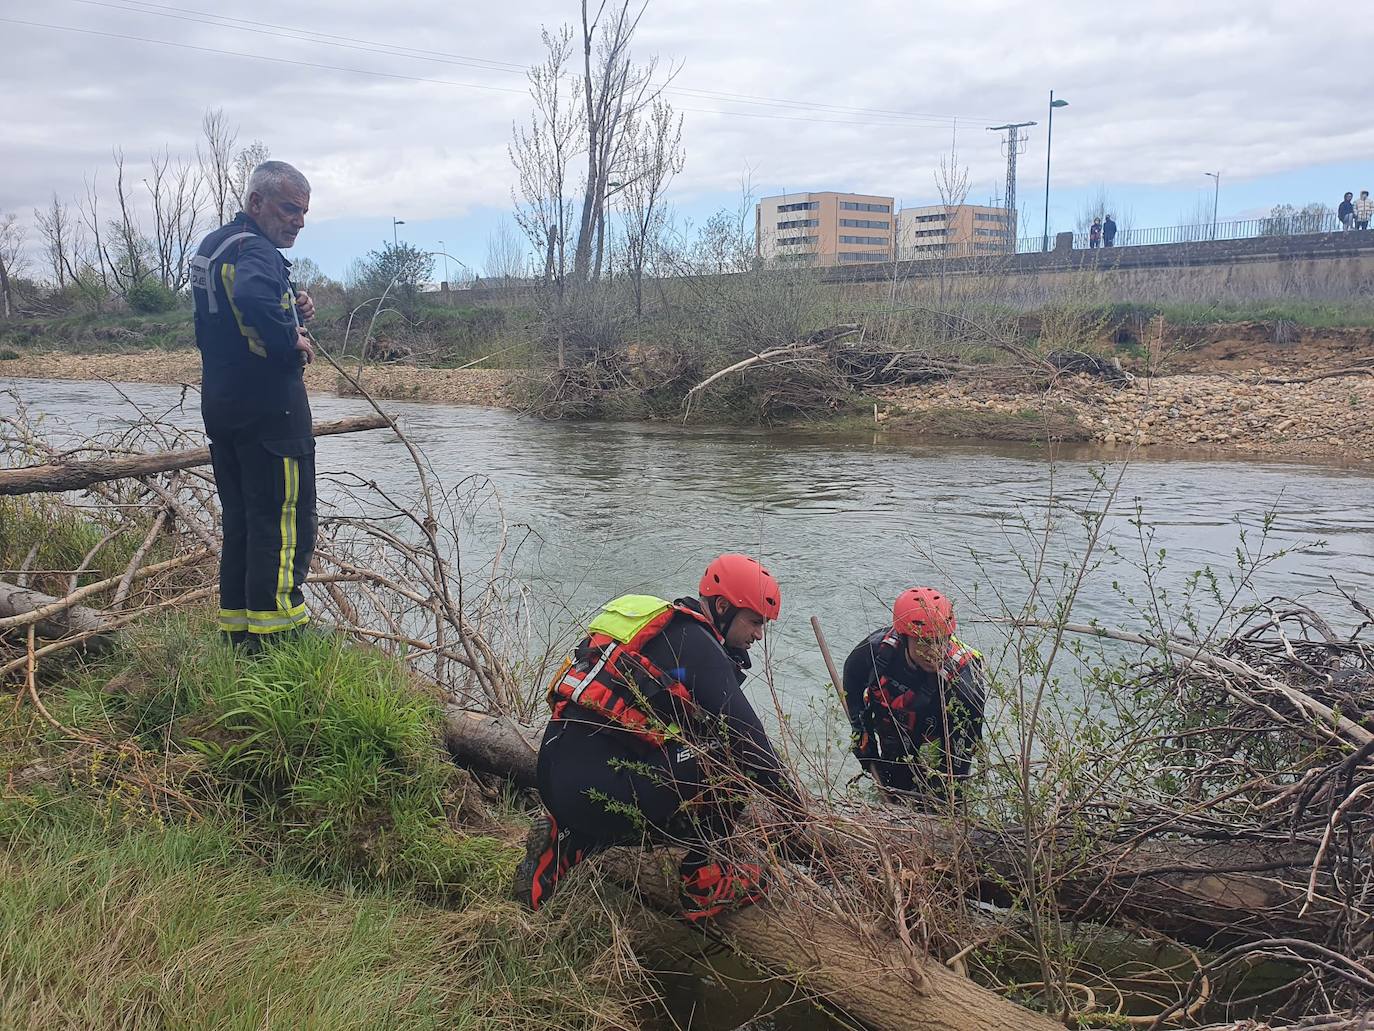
[
  {"x1": 442, "y1": 707, "x2": 1341, "y2": 950},
  {"x1": 597, "y1": 848, "x2": 1062, "y2": 1031},
  {"x1": 0, "y1": 415, "x2": 391, "y2": 496},
  {"x1": 0, "y1": 579, "x2": 111, "y2": 646},
  {"x1": 439, "y1": 706, "x2": 1061, "y2": 1030}
]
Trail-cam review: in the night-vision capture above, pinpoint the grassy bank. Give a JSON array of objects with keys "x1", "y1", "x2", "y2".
[{"x1": 0, "y1": 613, "x2": 647, "y2": 1030}]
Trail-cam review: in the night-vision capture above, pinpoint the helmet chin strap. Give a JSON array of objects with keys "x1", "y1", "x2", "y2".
[{"x1": 707, "y1": 598, "x2": 737, "y2": 640}]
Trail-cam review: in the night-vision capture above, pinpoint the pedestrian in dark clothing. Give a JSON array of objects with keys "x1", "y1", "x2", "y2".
[
  {"x1": 190, "y1": 161, "x2": 317, "y2": 650},
  {"x1": 1339, "y1": 192, "x2": 1356, "y2": 230},
  {"x1": 1103, "y1": 215, "x2": 1118, "y2": 247},
  {"x1": 1089, "y1": 217, "x2": 1103, "y2": 248}
]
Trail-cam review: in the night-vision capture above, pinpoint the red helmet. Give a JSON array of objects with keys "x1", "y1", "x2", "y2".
[
  {"x1": 892, "y1": 587, "x2": 956, "y2": 639},
  {"x1": 699, "y1": 554, "x2": 782, "y2": 620}
]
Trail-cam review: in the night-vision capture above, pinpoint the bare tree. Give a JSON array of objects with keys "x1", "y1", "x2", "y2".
[
  {"x1": 511, "y1": 25, "x2": 584, "y2": 294},
  {"x1": 106, "y1": 149, "x2": 153, "y2": 291},
  {"x1": 199, "y1": 107, "x2": 238, "y2": 225},
  {"x1": 76, "y1": 173, "x2": 114, "y2": 296},
  {"x1": 33, "y1": 193, "x2": 80, "y2": 288},
  {"x1": 230, "y1": 140, "x2": 271, "y2": 207},
  {"x1": 145, "y1": 148, "x2": 206, "y2": 290},
  {"x1": 1075, "y1": 184, "x2": 1133, "y2": 237},
  {"x1": 571, "y1": 0, "x2": 669, "y2": 283},
  {"x1": 618, "y1": 98, "x2": 683, "y2": 313},
  {"x1": 483, "y1": 219, "x2": 528, "y2": 282},
  {"x1": 0, "y1": 213, "x2": 24, "y2": 319}
]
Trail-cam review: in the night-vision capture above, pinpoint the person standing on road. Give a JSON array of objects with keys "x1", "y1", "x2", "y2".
[
  {"x1": 1355, "y1": 191, "x2": 1373, "y2": 231},
  {"x1": 843, "y1": 587, "x2": 986, "y2": 807},
  {"x1": 190, "y1": 161, "x2": 318, "y2": 651},
  {"x1": 1089, "y1": 217, "x2": 1103, "y2": 248},
  {"x1": 1103, "y1": 214, "x2": 1118, "y2": 247},
  {"x1": 1339, "y1": 192, "x2": 1356, "y2": 230}
]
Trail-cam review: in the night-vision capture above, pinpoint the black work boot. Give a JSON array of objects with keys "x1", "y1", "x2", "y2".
[{"x1": 513, "y1": 812, "x2": 582, "y2": 911}]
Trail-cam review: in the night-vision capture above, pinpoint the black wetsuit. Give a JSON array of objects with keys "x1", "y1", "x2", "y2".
[
  {"x1": 537, "y1": 597, "x2": 788, "y2": 861},
  {"x1": 842, "y1": 627, "x2": 985, "y2": 797}
]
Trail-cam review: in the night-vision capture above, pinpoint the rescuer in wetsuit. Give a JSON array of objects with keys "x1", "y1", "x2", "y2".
[
  {"x1": 515, "y1": 554, "x2": 796, "y2": 921},
  {"x1": 190, "y1": 161, "x2": 317, "y2": 651},
  {"x1": 843, "y1": 587, "x2": 986, "y2": 804}
]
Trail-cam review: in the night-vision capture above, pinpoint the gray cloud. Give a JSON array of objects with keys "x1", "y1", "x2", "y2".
[{"x1": 3, "y1": 0, "x2": 1371, "y2": 263}]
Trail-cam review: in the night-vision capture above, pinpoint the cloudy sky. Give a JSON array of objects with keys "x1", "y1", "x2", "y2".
[{"x1": 4, "y1": 0, "x2": 1373, "y2": 278}]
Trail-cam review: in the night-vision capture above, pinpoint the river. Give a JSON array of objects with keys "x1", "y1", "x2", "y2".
[
  {"x1": 6, "y1": 376, "x2": 1373, "y2": 1029},
  {"x1": 6, "y1": 377, "x2": 1373, "y2": 727}
]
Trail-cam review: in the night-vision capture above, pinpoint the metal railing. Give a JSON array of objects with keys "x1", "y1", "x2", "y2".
[
  {"x1": 888, "y1": 213, "x2": 1358, "y2": 262},
  {"x1": 1022, "y1": 212, "x2": 1348, "y2": 254}
]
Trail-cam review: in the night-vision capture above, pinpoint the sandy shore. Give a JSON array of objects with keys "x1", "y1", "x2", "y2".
[
  {"x1": 879, "y1": 371, "x2": 1374, "y2": 463},
  {"x1": 6, "y1": 348, "x2": 1372, "y2": 463},
  {"x1": 1, "y1": 350, "x2": 517, "y2": 408}
]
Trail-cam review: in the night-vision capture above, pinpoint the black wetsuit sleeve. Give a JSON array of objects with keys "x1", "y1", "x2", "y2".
[
  {"x1": 842, "y1": 639, "x2": 876, "y2": 741},
  {"x1": 649, "y1": 622, "x2": 789, "y2": 792},
  {"x1": 944, "y1": 659, "x2": 987, "y2": 780}
]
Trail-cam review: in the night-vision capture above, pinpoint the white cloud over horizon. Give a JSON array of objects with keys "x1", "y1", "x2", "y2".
[{"x1": 3, "y1": 0, "x2": 1372, "y2": 271}]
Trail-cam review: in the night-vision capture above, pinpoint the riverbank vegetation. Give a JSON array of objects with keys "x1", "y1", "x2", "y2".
[{"x1": 3, "y1": 392, "x2": 1371, "y2": 1030}]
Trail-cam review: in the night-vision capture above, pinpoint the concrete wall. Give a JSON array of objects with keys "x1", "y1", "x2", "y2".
[{"x1": 823, "y1": 230, "x2": 1374, "y2": 304}]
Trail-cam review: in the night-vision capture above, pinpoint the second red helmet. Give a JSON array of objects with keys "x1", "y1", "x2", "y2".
[
  {"x1": 699, "y1": 554, "x2": 782, "y2": 620},
  {"x1": 892, "y1": 587, "x2": 956, "y2": 639}
]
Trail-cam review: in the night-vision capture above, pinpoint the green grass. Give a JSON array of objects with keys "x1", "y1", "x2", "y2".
[
  {"x1": 0, "y1": 496, "x2": 155, "y2": 598},
  {"x1": 0, "y1": 612, "x2": 648, "y2": 1029},
  {"x1": 0, "y1": 805, "x2": 639, "y2": 1031},
  {"x1": 1092, "y1": 299, "x2": 1374, "y2": 329},
  {"x1": 56, "y1": 616, "x2": 509, "y2": 901}
]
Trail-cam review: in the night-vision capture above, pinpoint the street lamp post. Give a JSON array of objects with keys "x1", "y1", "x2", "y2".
[
  {"x1": 1204, "y1": 172, "x2": 1220, "y2": 241},
  {"x1": 1042, "y1": 90, "x2": 1069, "y2": 252},
  {"x1": 392, "y1": 218, "x2": 405, "y2": 246},
  {"x1": 437, "y1": 239, "x2": 450, "y2": 286}
]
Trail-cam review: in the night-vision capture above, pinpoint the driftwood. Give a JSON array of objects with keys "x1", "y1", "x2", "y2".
[
  {"x1": 0, "y1": 579, "x2": 111, "y2": 647},
  {"x1": 0, "y1": 414, "x2": 390, "y2": 496},
  {"x1": 596, "y1": 848, "x2": 1062, "y2": 1031},
  {"x1": 442, "y1": 707, "x2": 1340, "y2": 950},
  {"x1": 441, "y1": 705, "x2": 1061, "y2": 1030}
]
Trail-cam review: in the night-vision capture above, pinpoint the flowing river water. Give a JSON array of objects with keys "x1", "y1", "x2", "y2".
[{"x1": 6, "y1": 376, "x2": 1374, "y2": 1029}]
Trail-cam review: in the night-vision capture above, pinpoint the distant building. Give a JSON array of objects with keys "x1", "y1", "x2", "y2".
[
  {"x1": 897, "y1": 205, "x2": 1014, "y2": 260},
  {"x1": 755, "y1": 192, "x2": 896, "y2": 267}
]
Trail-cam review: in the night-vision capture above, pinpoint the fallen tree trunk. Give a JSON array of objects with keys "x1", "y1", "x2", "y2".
[
  {"x1": 596, "y1": 848, "x2": 1061, "y2": 1031},
  {"x1": 0, "y1": 414, "x2": 391, "y2": 496},
  {"x1": 442, "y1": 706, "x2": 1340, "y2": 950},
  {"x1": 0, "y1": 579, "x2": 111, "y2": 646}
]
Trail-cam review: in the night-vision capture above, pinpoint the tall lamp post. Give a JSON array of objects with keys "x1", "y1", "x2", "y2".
[
  {"x1": 437, "y1": 239, "x2": 450, "y2": 286},
  {"x1": 1042, "y1": 90, "x2": 1069, "y2": 251},
  {"x1": 392, "y1": 218, "x2": 405, "y2": 246},
  {"x1": 1204, "y1": 172, "x2": 1220, "y2": 241}
]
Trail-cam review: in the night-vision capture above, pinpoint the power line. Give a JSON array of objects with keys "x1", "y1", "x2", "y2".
[
  {"x1": 3, "y1": 15, "x2": 988, "y2": 131},
  {"x1": 64, "y1": 0, "x2": 998, "y2": 128}
]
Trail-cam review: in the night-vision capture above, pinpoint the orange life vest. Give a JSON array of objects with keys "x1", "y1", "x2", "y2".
[{"x1": 547, "y1": 595, "x2": 720, "y2": 749}]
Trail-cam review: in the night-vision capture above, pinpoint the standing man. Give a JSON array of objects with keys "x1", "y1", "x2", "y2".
[
  {"x1": 843, "y1": 587, "x2": 985, "y2": 805},
  {"x1": 1354, "y1": 191, "x2": 1373, "y2": 231},
  {"x1": 515, "y1": 554, "x2": 799, "y2": 921},
  {"x1": 190, "y1": 161, "x2": 318, "y2": 650},
  {"x1": 1103, "y1": 214, "x2": 1118, "y2": 247}
]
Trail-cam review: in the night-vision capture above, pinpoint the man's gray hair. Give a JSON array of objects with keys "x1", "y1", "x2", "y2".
[{"x1": 243, "y1": 161, "x2": 311, "y2": 206}]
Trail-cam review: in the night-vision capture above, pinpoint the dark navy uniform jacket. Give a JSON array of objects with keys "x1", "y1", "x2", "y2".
[{"x1": 190, "y1": 213, "x2": 312, "y2": 451}]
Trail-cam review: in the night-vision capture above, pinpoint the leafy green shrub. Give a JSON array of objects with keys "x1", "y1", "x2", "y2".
[
  {"x1": 123, "y1": 280, "x2": 179, "y2": 314},
  {"x1": 0, "y1": 348, "x2": 18, "y2": 361},
  {"x1": 67, "y1": 617, "x2": 510, "y2": 900}
]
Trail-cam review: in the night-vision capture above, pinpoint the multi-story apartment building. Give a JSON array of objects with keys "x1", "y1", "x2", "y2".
[
  {"x1": 896, "y1": 205, "x2": 1015, "y2": 260},
  {"x1": 755, "y1": 192, "x2": 896, "y2": 267}
]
